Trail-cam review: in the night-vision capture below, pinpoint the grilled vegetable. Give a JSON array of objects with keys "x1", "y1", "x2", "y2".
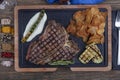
[
  {"x1": 21, "y1": 10, "x2": 47, "y2": 43},
  {"x1": 79, "y1": 43, "x2": 103, "y2": 64},
  {"x1": 48, "y1": 60, "x2": 74, "y2": 65}
]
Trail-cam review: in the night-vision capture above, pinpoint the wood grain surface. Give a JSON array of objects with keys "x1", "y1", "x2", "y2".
[{"x1": 0, "y1": 0, "x2": 119, "y2": 80}]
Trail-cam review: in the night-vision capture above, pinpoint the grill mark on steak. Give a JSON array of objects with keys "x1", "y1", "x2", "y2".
[
  {"x1": 29, "y1": 22, "x2": 66, "y2": 54},
  {"x1": 26, "y1": 20, "x2": 80, "y2": 65},
  {"x1": 29, "y1": 25, "x2": 66, "y2": 61},
  {"x1": 26, "y1": 41, "x2": 37, "y2": 60}
]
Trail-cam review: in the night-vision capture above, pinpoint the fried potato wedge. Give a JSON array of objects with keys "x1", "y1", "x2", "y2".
[{"x1": 67, "y1": 7, "x2": 107, "y2": 44}]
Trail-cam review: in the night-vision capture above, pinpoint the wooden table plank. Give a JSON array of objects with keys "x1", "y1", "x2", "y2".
[{"x1": 1, "y1": 70, "x2": 120, "y2": 80}]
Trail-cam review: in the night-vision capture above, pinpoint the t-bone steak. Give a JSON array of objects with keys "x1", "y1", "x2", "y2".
[{"x1": 26, "y1": 20, "x2": 80, "y2": 65}]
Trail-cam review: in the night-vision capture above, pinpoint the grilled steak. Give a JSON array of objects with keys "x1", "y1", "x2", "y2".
[{"x1": 26, "y1": 20, "x2": 80, "y2": 65}]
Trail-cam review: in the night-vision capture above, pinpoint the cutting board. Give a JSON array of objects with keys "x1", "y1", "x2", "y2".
[{"x1": 14, "y1": 5, "x2": 112, "y2": 72}]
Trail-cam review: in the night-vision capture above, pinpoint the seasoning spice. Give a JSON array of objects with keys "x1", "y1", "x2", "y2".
[
  {"x1": 1, "y1": 26, "x2": 11, "y2": 33},
  {"x1": 0, "y1": 33, "x2": 13, "y2": 42},
  {"x1": 1, "y1": 25, "x2": 14, "y2": 34},
  {"x1": 2, "y1": 43, "x2": 13, "y2": 51},
  {"x1": 1, "y1": 18, "x2": 11, "y2": 25},
  {"x1": 1, "y1": 52, "x2": 14, "y2": 58},
  {"x1": 1, "y1": 60, "x2": 13, "y2": 67}
]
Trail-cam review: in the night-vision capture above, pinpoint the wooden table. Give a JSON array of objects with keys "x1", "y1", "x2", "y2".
[{"x1": 0, "y1": 0, "x2": 120, "y2": 80}]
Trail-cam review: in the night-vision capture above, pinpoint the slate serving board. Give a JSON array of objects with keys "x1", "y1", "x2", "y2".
[{"x1": 14, "y1": 5, "x2": 112, "y2": 72}]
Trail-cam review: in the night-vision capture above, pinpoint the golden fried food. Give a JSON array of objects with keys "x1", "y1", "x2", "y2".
[
  {"x1": 67, "y1": 7, "x2": 107, "y2": 44},
  {"x1": 87, "y1": 34, "x2": 104, "y2": 44},
  {"x1": 76, "y1": 24, "x2": 89, "y2": 42},
  {"x1": 85, "y1": 7, "x2": 99, "y2": 24},
  {"x1": 73, "y1": 10, "x2": 85, "y2": 26},
  {"x1": 66, "y1": 20, "x2": 76, "y2": 35}
]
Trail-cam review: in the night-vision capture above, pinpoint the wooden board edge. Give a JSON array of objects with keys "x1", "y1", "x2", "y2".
[
  {"x1": 107, "y1": 5, "x2": 112, "y2": 71},
  {"x1": 14, "y1": 5, "x2": 19, "y2": 72},
  {"x1": 15, "y1": 64, "x2": 57, "y2": 72},
  {"x1": 15, "y1": 66, "x2": 57, "y2": 72},
  {"x1": 70, "y1": 66, "x2": 111, "y2": 71},
  {"x1": 14, "y1": 4, "x2": 111, "y2": 10},
  {"x1": 14, "y1": 4, "x2": 112, "y2": 72}
]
